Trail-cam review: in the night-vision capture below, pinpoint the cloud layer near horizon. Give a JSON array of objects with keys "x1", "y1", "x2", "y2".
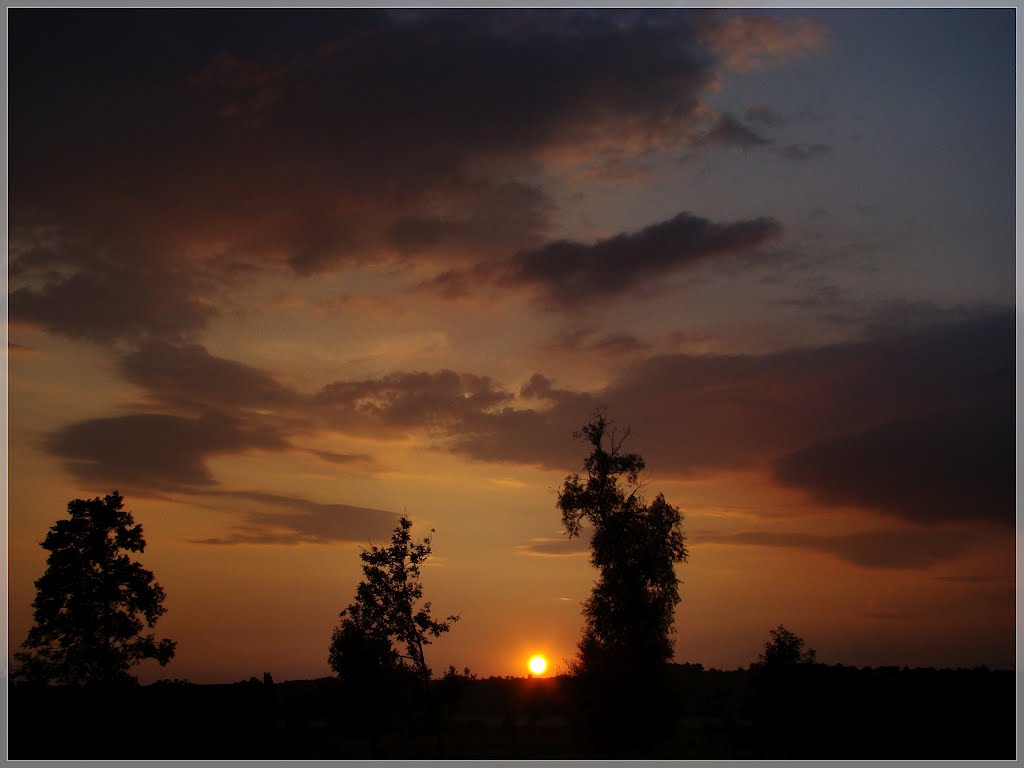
[{"x1": 43, "y1": 308, "x2": 1013, "y2": 544}]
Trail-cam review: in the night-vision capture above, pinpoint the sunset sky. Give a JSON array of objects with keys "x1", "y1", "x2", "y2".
[{"x1": 7, "y1": 8, "x2": 1017, "y2": 684}]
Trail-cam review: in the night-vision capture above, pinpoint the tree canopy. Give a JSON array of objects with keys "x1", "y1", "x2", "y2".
[
  {"x1": 13, "y1": 491, "x2": 176, "y2": 685},
  {"x1": 758, "y1": 625, "x2": 817, "y2": 668},
  {"x1": 558, "y1": 412, "x2": 688, "y2": 675},
  {"x1": 329, "y1": 516, "x2": 459, "y2": 687}
]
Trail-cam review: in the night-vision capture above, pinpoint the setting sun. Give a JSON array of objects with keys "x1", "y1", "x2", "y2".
[{"x1": 527, "y1": 654, "x2": 548, "y2": 675}]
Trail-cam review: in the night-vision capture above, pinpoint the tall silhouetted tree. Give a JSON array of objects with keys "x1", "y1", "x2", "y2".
[
  {"x1": 329, "y1": 516, "x2": 459, "y2": 688},
  {"x1": 13, "y1": 491, "x2": 176, "y2": 685},
  {"x1": 559, "y1": 412, "x2": 688, "y2": 676}
]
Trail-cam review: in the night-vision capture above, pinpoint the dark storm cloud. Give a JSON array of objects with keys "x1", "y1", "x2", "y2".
[
  {"x1": 691, "y1": 113, "x2": 772, "y2": 148},
  {"x1": 695, "y1": 527, "x2": 977, "y2": 569},
  {"x1": 10, "y1": 9, "x2": 724, "y2": 342},
  {"x1": 426, "y1": 212, "x2": 783, "y2": 309},
  {"x1": 9, "y1": 261, "x2": 216, "y2": 344},
  {"x1": 45, "y1": 411, "x2": 288, "y2": 491},
  {"x1": 774, "y1": 404, "x2": 1013, "y2": 525},
  {"x1": 188, "y1": 491, "x2": 400, "y2": 545}
]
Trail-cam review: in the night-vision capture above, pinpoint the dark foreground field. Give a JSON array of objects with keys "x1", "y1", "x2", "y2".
[{"x1": 8, "y1": 663, "x2": 1014, "y2": 759}]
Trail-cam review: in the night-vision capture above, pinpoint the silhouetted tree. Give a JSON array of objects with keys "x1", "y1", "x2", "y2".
[
  {"x1": 329, "y1": 601, "x2": 405, "y2": 688},
  {"x1": 757, "y1": 625, "x2": 817, "y2": 668},
  {"x1": 558, "y1": 412, "x2": 688, "y2": 675},
  {"x1": 329, "y1": 516, "x2": 459, "y2": 687},
  {"x1": 557, "y1": 412, "x2": 688, "y2": 755},
  {"x1": 750, "y1": 625, "x2": 819, "y2": 757},
  {"x1": 13, "y1": 491, "x2": 176, "y2": 685},
  {"x1": 329, "y1": 516, "x2": 460, "y2": 757}
]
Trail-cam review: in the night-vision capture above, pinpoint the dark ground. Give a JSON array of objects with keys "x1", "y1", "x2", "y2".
[{"x1": 8, "y1": 663, "x2": 1015, "y2": 759}]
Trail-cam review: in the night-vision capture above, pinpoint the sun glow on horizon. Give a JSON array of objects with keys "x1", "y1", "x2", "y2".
[{"x1": 527, "y1": 654, "x2": 548, "y2": 675}]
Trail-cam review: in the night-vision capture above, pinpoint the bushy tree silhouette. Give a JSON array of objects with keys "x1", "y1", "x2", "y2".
[
  {"x1": 757, "y1": 625, "x2": 817, "y2": 668},
  {"x1": 750, "y1": 624, "x2": 819, "y2": 757},
  {"x1": 329, "y1": 516, "x2": 459, "y2": 687},
  {"x1": 13, "y1": 491, "x2": 176, "y2": 685},
  {"x1": 558, "y1": 412, "x2": 688, "y2": 675}
]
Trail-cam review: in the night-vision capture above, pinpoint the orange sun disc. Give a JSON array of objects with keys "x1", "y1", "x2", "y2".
[{"x1": 528, "y1": 655, "x2": 548, "y2": 675}]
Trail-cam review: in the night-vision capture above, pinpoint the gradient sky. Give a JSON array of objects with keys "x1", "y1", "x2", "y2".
[{"x1": 6, "y1": 8, "x2": 1017, "y2": 684}]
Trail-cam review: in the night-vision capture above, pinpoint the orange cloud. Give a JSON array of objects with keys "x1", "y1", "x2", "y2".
[{"x1": 703, "y1": 14, "x2": 828, "y2": 73}]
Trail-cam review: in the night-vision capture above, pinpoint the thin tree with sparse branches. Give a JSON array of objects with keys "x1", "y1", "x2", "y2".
[{"x1": 329, "y1": 516, "x2": 459, "y2": 688}]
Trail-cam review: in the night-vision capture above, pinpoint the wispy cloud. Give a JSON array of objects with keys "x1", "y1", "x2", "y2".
[
  {"x1": 187, "y1": 490, "x2": 400, "y2": 546},
  {"x1": 518, "y1": 536, "x2": 590, "y2": 558},
  {"x1": 702, "y1": 13, "x2": 828, "y2": 73},
  {"x1": 690, "y1": 113, "x2": 773, "y2": 148},
  {"x1": 695, "y1": 526, "x2": 979, "y2": 569},
  {"x1": 423, "y1": 211, "x2": 783, "y2": 309}
]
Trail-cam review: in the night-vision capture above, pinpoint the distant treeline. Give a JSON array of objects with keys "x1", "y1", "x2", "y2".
[{"x1": 9, "y1": 662, "x2": 1013, "y2": 760}]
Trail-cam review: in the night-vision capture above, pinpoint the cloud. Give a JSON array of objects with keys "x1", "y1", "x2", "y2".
[
  {"x1": 745, "y1": 104, "x2": 781, "y2": 125},
  {"x1": 187, "y1": 490, "x2": 400, "y2": 545},
  {"x1": 543, "y1": 328, "x2": 654, "y2": 357},
  {"x1": 930, "y1": 574, "x2": 997, "y2": 584},
  {"x1": 11, "y1": 9, "x2": 740, "y2": 342},
  {"x1": 41, "y1": 305, "x2": 1011, "y2": 529},
  {"x1": 503, "y1": 212, "x2": 783, "y2": 308},
  {"x1": 305, "y1": 448, "x2": 373, "y2": 465},
  {"x1": 449, "y1": 309, "x2": 1012, "y2": 525},
  {"x1": 45, "y1": 411, "x2": 288, "y2": 491},
  {"x1": 583, "y1": 155, "x2": 653, "y2": 182},
  {"x1": 315, "y1": 369, "x2": 514, "y2": 433},
  {"x1": 120, "y1": 341, "x2": 299, "y2": 411},
  {"x1": 588, "y1": 334, "x2": 656, "y2": 357},
  {"x1": 695, "y1": 526, "x2": 978, "y2": 569},
  {"x1": 779, "y1": 143, "x2": 832, "y2": 161},
  {"x1": 45, "y1": 341, "x2": 518, "y2": 495},
  {"x1": 702, "y1": 13, "x2": 828, "y2": 72},
  {"x1": 518, "y1": 535, "x2": 591, "y2": 557},
  {"x1": 9, "y1": 261, "x2": 217, "y2": 344},
  {"x1": 774, "y1": 404, "x2": 1013, "y2": 525},
  {"x1": 691, "y1": 113, "x2": 772, "y2": 148},
  {"x1": 423, "y1": 211, "x2": 783, "y2": 309},
  {"x1": 10, "y1": 10, "x2": 834, "y2": 343}
]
